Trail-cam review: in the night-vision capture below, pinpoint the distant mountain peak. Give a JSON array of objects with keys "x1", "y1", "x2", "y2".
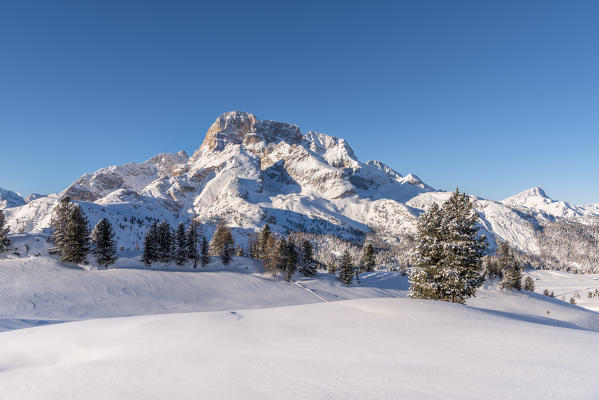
[{"x1": 199, "y1": 111, "x2": 302, "y2": 152}]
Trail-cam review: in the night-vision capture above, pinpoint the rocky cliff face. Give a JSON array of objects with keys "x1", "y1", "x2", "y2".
[{"x1": 4, "y1": 111, "x2": 599, "y2": 271}]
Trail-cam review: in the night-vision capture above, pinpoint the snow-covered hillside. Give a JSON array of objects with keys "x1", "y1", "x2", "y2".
[
  {"x1": 1, "y1": 296, "x2": 598, "y2": 399},
  {"x1": 3, "y1": 111, "x2": 599, "y2": 271}
]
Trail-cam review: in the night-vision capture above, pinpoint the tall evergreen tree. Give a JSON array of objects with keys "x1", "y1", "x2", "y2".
[
  {"x1": 0, "y1": 209, "x2": 11, "y2": 254},
  {"x1": 259, "y1": 224, "x2": 271, "y2": 259},
  {"x1": 91, "y1": 218, "x2": 117, "y2": 267},
  {"x1": 156, "y1": 220, "x2": 173, "y2": 263},
  {"x1": 338, "y1": 250, "x2": 354, "y2": 286},
  {"x1": 298, "y1": 239, "x2": 317, "y2": 277},
  {"x1": 50, "y1": 196, "x2": 74, "y2": 253},
  {"x1": 263, "y1": 235, "x2": 279, "y2": 276},
  {"x1": 221, "y1": 230, "x2": 234, "y2": 265},
  {"x1": 361, "y1": 243, "x2": 376, "y2": 272},
  {"x1": 60, "y1": 204, "x2": 90, "y2": 264},
  {"x1": 142, "y1": 222, "x2": 159, "y2": 265},
  {"x1": 174, "y1": 222, "x2": 188, "y2": 265},
  {"x1": 210, "y1": 220, "x2": 234, "y2": 265},
  {"x1": 409, "y1": 189, "x2": 487, "y2": 303},
  {"x1": 200, "y1": 236, "x2": 210, "y2": 267},
  {"x1": 277, "y1": 237, "x2": 288, "y2": 272},
  {"x1": 186, "y1": 222, "x2": 199, "y2": 268},
  {"x1": 285, "y1": 237, "x2": 297, "y2": 281}
]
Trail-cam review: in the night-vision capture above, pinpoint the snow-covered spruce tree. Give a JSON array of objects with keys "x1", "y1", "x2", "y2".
[
  {"x1": 156, "y1": 220, "x2": 173, "y2": 263},
  {"x1": 285, "y1": 237, "x2": 297, "y2": 281},
  {"x1": 299, "y1": 239, "x2": 317, "y2": 277},
  {"x1": 142, "y1": 222, "x2": 159, "y2": 265},
  {"x1": 409, "y1": 189, "x2": 487, "y2": 304},
  {"x1": 259, "y1": 224, "x2": 271, "y2": 259},
  {"x1": 262, "y1": 235, "x2": 279, "y2": 276},
  {"x1": 91, "y1": 218, "x2": 117, "y2": 267},
  {"x1": 497, "y1": 242, "x2": 522, "y2": 290},
  {"x1": 277, "y1": 237, "x2": 288, "y2": 272},
  {"x1": 0, "y1": 209, "x2": 11, "y2": 254},
  {"x1": 50, "y1": 196, "x2": 74, "y2": 254},
  {"x1": 523, "y1": 275, "x2": 535, "y2": 292},
  {"x1": 174, "y1": 222, "x2": 188, "y2": 265},
  {"x1": 60, "y1": 204, "x2": 90, "y2": 264},
  {"x1": 338, "y1": 250, "x2": 354, "y2": 286},
  {"x1": 186, "y1": 222, "x2": 199, "y2": 268},
  {"x1": 200, "y1": 236, "x2": 210, "y2": 267},
  {"x1": 360, "y1": 243, "x2": 376, "y2": 272},
  {"x1": 210, "y1": 220, "x2": 234, "y2": 265}
]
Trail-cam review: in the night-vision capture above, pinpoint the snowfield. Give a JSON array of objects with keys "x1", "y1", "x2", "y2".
[
  {"x1": 1, "y1": 236, "x2": 599, "y2": 399},
  {"x1": 1, "y1": 297, "x2": 598, "y2": 399}
]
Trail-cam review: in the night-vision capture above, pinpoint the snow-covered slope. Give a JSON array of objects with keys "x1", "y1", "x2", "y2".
[
  {"x1": 1, "y1": 296, "x2": 598, "y2": 399},
  {"x1": 3, "y1": 111, "x2": 598, "y2": 270},
  {"x1": 0, "y1": 187, "x2": 26, "y2": 209}
]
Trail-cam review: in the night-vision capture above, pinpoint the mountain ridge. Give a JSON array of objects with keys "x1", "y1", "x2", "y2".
[{"x1": 2, "y1": 111, "x2": 598, "y2": 272}]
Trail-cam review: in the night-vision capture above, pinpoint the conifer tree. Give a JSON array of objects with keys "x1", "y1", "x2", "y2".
[
  {"x1": 0, "y1": 209, "x2": 11, "y2": 254},
  {"x1": 142, "y1": 222, "x2": 159, "y2": 265},
  {"x1": 186, "y1": 222, "x2": 199, "y2": 268},
  {"x1": 259, "y1": 224, "x2": 271, "y2": 259},
  {"x1": 156, "y1": 220, "x2": 173, "y2": 263},
  {"x1": 285, "y1": 237, "x2": 297, "y2": 281},
  {"x1": 497, "y1": 242, "x2": 522, "y2": 290},
  {"x1": 409, "y1": 189, "x2": 487, "y2": 303},
  {"x1": 262, "y1": 235, "x2": 278, "y2": 276},
  {"x1": 50, "y1": 196, "x2": 74, "y2": 253},
  {"x1": 221, "y1": 230, "x2": 234, "y2": 265},
  {"x1": 174, "y1": 222, "x2": 188, "y2": 265},
  {"x1": 338, "y1": 250, "x2": 354, "y2": 286},
  {"x1": 361, "y1": 243, "x2": 376, "y2": 272},
  {"x1": 277, "y1": 237, "x2": 288, "y2": 272},
  {"x1": 200, "y1": 236, "x2": 210, "y2": 267},
  {"x1": 60, "y1": 204, "x2": 90, "y2": 264},
  {"x1": 523, "y1": 275, "x2": 535, "y2": 292},
  {"x1": 91, "y1": 218, "x2": 117, "y2": 267},
  {"x1": 298, "y1": 239, "x2": 317, "y2": 277}
]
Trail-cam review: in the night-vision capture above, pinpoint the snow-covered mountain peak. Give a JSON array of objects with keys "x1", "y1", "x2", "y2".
[
  {"x1": 0, "y1": 188, "x2": 26, "y2": 209},
  {"x1": 503, "y1": 186, "x2": 552, "y2": 207},
  {"x1": 198, "y1": 111, "x2": 302, "y2": 153}
]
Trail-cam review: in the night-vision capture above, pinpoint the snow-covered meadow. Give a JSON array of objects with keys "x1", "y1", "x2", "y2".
[{"x1": 1, "y1": 235, "x2": 599, "y2": 399}]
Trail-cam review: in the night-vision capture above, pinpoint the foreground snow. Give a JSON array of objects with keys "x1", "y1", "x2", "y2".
[{"x1": 1, "y1": 298, "x2": 598, "y2": 399}]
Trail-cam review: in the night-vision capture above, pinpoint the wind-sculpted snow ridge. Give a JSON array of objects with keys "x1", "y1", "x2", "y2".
[{"x1": 3, "y1": 111, "x2": 599, "y2": 271}]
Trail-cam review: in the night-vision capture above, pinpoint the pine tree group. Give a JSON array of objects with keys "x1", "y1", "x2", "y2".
[
  {"x1": 0, "y1": 209, "x2": 11, "y2": 254},
  {"x1": 91, "y1": 218, "x2": 118, "y2": 267},
  {"x1": 50, "y1": 197, "x2": 90, "y2": 264},
  {"x1": 142, "y1": 221, "x2": 159, "y2": 265},
  {"x1": 409, "y1": 189, "x2": 487, "y2": 303}
]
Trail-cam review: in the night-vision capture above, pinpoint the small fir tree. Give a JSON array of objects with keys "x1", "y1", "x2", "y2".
[
  {"x1": 90, "y1": 218, "x2": 117, "y2": 267},
  {"x1": 338, "y1": 250, "x2": 354, "y2": 286},
  {"x1": 498, "y1": 242, "x2": 522, "y2": 290},
  {"x1": 142, "y1": 222, "x2": 159, "y2": 265},
  {"x1": 361, "y1": 243, "x2": 376, "y2": 272},
  {"x1": 285, "y1": 237, "x2": 297, "y2": 281},
  {"x1": 298, "y1": 239, "x2": 317, "y2": 277},
  {"x1": 523, "y1": 276, "x2": 535, "y2": 292},
  {"x1": 156, "y1": 220, "x2": 173, "y2": 263},
  {"x1": 259, "y1": 224, "x2": 271, "y2": 259},
  {"x1": 0, "y1": 209, "x2": 11, "y2": 254},
  {"x1": 174, "y1": 222, "x2": 188, "y2": 265},
  {"x1": 186, "y1": 222, "x2": 199, "y2": 268},
  {"x1": 200, "y1": 236, "x2": 210, "y2": 267}
]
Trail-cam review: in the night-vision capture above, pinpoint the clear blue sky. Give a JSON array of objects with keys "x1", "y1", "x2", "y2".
[{"x1": 1, "y1": 1, "x2": 597, "y2": 203}]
